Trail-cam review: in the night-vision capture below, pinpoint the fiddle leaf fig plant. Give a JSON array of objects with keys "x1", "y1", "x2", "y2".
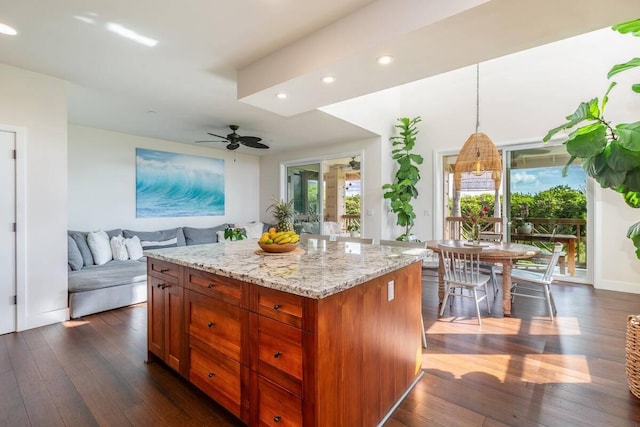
[
  {"x1": 543, "y1": 18, "x2": 640, "y2": 258},
  {"x1": 382, "y1": 116, "x2": 424, "y2": 241}
]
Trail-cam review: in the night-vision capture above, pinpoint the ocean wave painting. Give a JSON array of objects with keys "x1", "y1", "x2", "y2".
[{"x1": 136, "y1": 148, "x2": 225, "y2": 218}]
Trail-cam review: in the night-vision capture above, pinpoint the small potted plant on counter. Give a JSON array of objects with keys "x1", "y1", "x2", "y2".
[{"x1": 224, "y1": 225, "x2": 247, "y2": 241}]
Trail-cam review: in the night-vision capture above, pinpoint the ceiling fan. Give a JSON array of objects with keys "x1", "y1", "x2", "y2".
[
  {"x1": 196, "y1": 125, "x2": 269, "y2": 151},
  {"x1": 348, "y1": 157, "x2": 361, "y2": 170}
]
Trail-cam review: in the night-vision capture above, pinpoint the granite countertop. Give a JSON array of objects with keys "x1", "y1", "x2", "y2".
[{"x1": 144, "y1": 239, "x2": 429, "y2": 299}]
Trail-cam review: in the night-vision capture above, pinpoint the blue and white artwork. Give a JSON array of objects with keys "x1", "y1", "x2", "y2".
[{"x1": 136, "y1": 148, "x2": 225, "y2": 218}]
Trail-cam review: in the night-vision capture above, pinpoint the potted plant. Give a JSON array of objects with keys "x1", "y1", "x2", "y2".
[
  {"x1": 543, "y1": 18, "x2": 640, "y2": 259},
  {"x1": 346, "y1": 220, "x2": 360, "y2": 237},
  {"x1": 382, "y1": 117, "x2": 424, "y2": 241},
  {"x1": 515, "y1": 203, "x2": 532, "y2": 234},
  {"x1": 224, "y1": 226, "x2": 246, "y2": 241}
]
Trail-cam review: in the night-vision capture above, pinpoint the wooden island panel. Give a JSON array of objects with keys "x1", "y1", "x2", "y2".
[{"x1": 147, "y1": 255, "x2": 423, "y2": 427}]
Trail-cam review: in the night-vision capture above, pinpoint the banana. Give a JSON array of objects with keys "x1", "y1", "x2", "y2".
[
  {"x1": 289, "y1": 234, "x2": 299, "y2": 243},
  {"x1": 278, "y1": 236, "x2": 292, "y2": 244}
]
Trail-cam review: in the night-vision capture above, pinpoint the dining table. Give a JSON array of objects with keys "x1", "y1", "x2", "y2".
[{"x1": 426, "y1": 240, "x2": 540, "y2": 316}]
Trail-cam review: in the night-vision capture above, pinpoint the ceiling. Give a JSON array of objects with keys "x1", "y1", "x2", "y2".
[{"x1": 1, "y1": 0, "x2": 639, "y2": 154}]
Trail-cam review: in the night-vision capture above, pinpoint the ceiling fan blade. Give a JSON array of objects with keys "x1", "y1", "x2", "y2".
[
  {"x1": 240, "y1": 136, "x2": 269, "y2": 149},
  {"x1": 208, "y1": 132, "x2": 229, "y2": 140}
]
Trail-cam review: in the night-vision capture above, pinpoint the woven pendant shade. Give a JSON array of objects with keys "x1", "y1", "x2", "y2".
[
  {"x1": 453, "y1": 63, "x2": 502, "y2": 191},
  {"x1": 454, "y1": 132, "x2": 502, "y2": 190}
]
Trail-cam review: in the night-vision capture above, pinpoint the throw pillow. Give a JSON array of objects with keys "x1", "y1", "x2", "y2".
[
  {"x1": 87, "y1": 231, "x2": 112, "y2": 265},
  {"x1": 110, "y1": 235, "x2": 129, "y2": 261},
  {"x1": 183, "y1": 226, "x2": 218, "y2": 245},
  {"x1": 125, "y1": 236, "x2": 144, "y2": 260},
  {"x1": 240, "y1": 222, "x2": 264, "y2": 239},
  {"x1": 67, "y1": 235, "x2": 84, "y2": 271},
  {"x1": 123, "y1": 228, "x2": 180, "y2": 250},
  {"x1": 70, "y1": 232, "x2": 94, "y2": 266}
]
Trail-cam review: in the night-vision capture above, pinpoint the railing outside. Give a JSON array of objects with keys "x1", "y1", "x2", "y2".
[{"x1": 445, "y1": 216, "x2": 587, "y2": 268}]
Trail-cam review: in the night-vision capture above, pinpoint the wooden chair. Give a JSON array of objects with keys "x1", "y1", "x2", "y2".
[
  {"x1": 378, "y1": 239, "x2": 429, "y2": 348},
  {"x1": 478, "y1": 232, "x2": 502, "y2": 294},
  {"x1": 510, "y1": 242, "x2": 563, "y2": 321},
  {"x1": 336, "y1": 236, "x2": 374, "y2": 244},
  {"x1": 438, "y1": 244, "x2": 492, "y2": 325}
]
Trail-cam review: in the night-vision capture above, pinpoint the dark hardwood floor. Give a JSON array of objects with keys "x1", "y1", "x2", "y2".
[{"x1": 2, "y1": 278, "x2": 640, "y2": 426}]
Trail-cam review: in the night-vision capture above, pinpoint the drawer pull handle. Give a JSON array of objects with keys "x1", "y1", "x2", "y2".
[
  {"x1": 160, "y1": 268, "x2": 169, "y2": 273},
  {"x1": 208, "y1": 321, "x2": 215, "y2": 328},
  {"x1": 273, "y1": 304, "x2": 281, "y2": 310},
  {"x1": 207, "y1": 283, "x2": 216, "y2": 289},
  {"x1": 208, "y1": 372, "x2": 215, "y2": 378},
  {"x1": 274, "y1": 351, "x2": 282, "y2": 358},
  {"x1": 273, "y1": 415, "x2": 281, "y2": 422},
  {"x1": 156, "y1": 283, "x2": 167, "y2": 289}
]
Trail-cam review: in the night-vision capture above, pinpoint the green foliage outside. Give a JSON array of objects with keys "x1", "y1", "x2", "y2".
[{"x1": 345, "y1": 194, "x2": 360, "y2": 215}]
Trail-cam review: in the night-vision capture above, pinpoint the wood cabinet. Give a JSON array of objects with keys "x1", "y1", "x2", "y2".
[
  {"x1": 147, "y1": 257, "x2": 422, "y2": 427},
  {"x1": 147, "y1": 259, "x2": 185, "y2": 376}
]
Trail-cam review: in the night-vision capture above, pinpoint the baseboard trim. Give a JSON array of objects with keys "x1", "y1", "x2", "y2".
[
  {"x1": 377, "y1": 370, "x2": 425, "y2": 427},
  {"x1": 21, "y1": 308, "x2": 68, "y2": 331}
]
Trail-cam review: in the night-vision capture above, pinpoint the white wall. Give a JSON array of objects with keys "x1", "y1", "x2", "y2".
[
  {"x1": 322, "y1": 27, "x2": 640, "y2": 291},
  {"x1": 68, "y1": 125, "x2": 261, "y2": 231},
  {"x1": 259, "y1": 137, "x2": 384, "y2": 241},
  {"x1": 0, "y1": 63, "x2": 68, "y2": 330}
]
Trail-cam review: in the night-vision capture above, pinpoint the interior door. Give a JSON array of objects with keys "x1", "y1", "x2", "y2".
[{"x1": 0, "y1": 130, "x2": 16, "y2": 334}]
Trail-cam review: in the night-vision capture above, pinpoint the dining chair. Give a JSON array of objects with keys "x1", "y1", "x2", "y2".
[
  {"x1": 510, "y1": 242, "x2": 563, "y2": 321},
  {"x1": 336, "y1": 236, "x2": 374, "y2": 244},
  {"x1": 298, "y1": 233, "x2": 330, "y2": 243},
  {"x1": 438, "y1": 243, "x2": 492, "y2": 325},
  {"x1": 379, "y1": 239, "x2": 429, "y2": 348},
  {"x1": 478, "y1": 232, "x2": 502, "y2": 294}
]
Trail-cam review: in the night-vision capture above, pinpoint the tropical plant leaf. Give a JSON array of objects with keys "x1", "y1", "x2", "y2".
[
  {"x1": 565, "y1": 123, "x2": 607, "y2": 157},
  {"x1": 616, "y1": 122, "x2": 640, "y2": 150},
  {"x1": 608, "y1": 58, "x2": 640, "y2": 79},
  {"x1": 624, "y1": 191, "x2": 640, "y2": 209},
  {"x1": 543, "y1": 98, "x2": 600, "y2": 142},
  {"x1": 633, "y1": 84, "x2": 640, "y2": 93},
  {"x1": 607, "y1": 141, "x2": 640, "y2": 172},
  {"x1": 601, "y1": 81, "x2": 617, "y2": 114},
  {"x1": 584, "y1": 153, "x2": 626, "y2": 189},
  {"x1": 625, "y1": 169, "x2": 640, "y2": 192},
  {"x1": 561, "y1": 155, "x2": 577, "y2": 177},
  {"x1": 612, "y1": 19, "x2": 640, "y2": 36}
]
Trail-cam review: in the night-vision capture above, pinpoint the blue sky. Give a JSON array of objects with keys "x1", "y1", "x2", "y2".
[{"x1": 510, "y1": 164, "x2": 586, "y2": 194}]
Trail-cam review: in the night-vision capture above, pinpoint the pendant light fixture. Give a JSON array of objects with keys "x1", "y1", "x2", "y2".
[{"x1": 454, "y1": 63, "x2": 502, "y2": 191}]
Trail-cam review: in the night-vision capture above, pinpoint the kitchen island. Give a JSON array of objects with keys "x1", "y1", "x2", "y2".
[{"x1": 145, "y1": 238, "x2": 425, "y2": 427}]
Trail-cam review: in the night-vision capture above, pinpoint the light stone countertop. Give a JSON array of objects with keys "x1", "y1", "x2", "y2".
[{"x1": 144, "y1": 238, "x2": 428, "y2": 299}]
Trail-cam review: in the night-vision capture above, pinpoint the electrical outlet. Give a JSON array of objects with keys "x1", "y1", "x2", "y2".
[{"x1": 387, "y1": 280, "x2": 394, "y2": 301}]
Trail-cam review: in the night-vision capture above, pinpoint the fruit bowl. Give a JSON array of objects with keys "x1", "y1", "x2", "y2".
[{"x1": 258, "y1": 242, "x2": 299, "y2": 253}]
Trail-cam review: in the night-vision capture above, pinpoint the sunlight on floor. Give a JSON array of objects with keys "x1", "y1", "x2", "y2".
[
  {"x1": 422, "y1": 353, "x2": 592, "y2": 384},
  {"x1": 425, "y1": 317, "x2": 581, "y2": 335},
  {"x1": 62, "y1": 319, "x2": 90, "y2": 328}
]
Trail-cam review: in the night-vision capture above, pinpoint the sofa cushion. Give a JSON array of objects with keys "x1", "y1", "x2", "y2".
[
  {"x1": 67, "y1": 235, "x2": 84, "y2": 271},
  {"x1": 125, "y1": 236, "x2": 144, "y2": 260},
  {"x1": 110, "y1": 235, "x2": 129, "y2": 261},
  {"x1": 69, "y1": 232, "x2": 94, "y2": 266},
  {"x1": 87, "y1": 231, "x2": 112, "y2": 265},
  {"x1": 183, "y1": 224, "x2": 227, "y2": 245},
  {"x1": 68, "y1": 260, "x2": 147, "y2": 293},
  {"x1": 123, "y1": 228, "x2": 185, "y2": 249}
]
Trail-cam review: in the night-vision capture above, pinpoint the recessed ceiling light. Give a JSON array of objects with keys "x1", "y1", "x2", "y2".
[
  {"x1": 377, "y1": 55, "x2": 394, "y2": 65},
  {"x1": 276, "y1": 92, "x2": 287, "y2": 100},
  {"x1": 322, "y1": 76, "x2": 336, "y2": 84},
  {"x1": 0, "y1": 23, "x2": 18, "y2": 36}
]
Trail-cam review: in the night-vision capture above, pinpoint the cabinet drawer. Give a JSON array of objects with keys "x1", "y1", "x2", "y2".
[
  {"x1": 187, "y1": 269, "x2": 244, "y2": 306},
  {"x1": 257, "y1": 376, "x2": 303, "y2": 427},
  {"x1": 257, "y1": 316, "x2": 303, "y2": 394},
  {"x1": 255, "y1": 286, "x2": 304, "y2": 328},
  {"x1": 148, "y1": 258, "x2": 181, "y2": 281},
  {"x1": 187, "y1": 291, "x2": 243, "y2": 361},
  {"x1": 190, "y1": 345, "x2": 241, "y2": 418}
]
